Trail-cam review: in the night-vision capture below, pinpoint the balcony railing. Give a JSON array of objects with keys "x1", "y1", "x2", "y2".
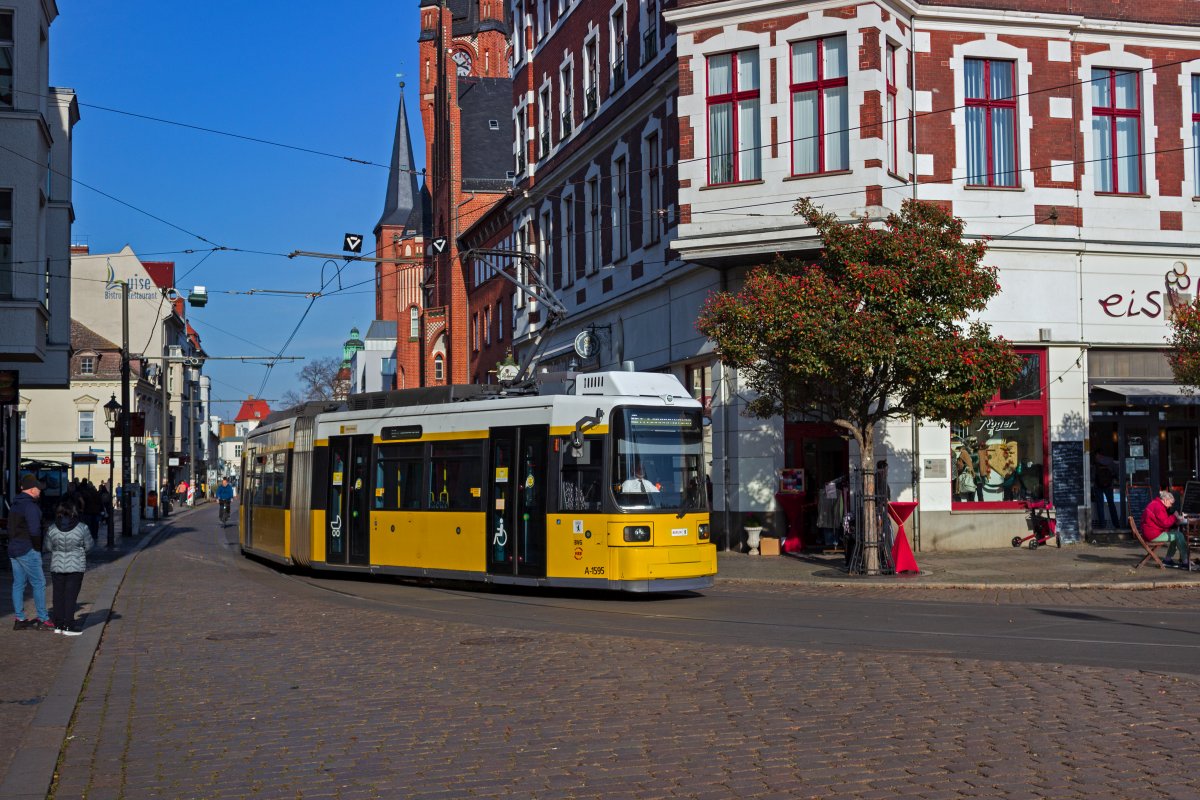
[
  {"x1": 561, "y1": 109, "x2": 573, "y2": 137},
  {"x1": 585, "y1": 85, "x2": 598, "y2": 116},
  {"x1": 612, "y1": 58, "x2": 625, "y2": 92}
]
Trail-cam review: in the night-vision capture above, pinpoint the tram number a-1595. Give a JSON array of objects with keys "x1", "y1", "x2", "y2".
[{"x1": 583, "y1": 565, "x2": 606, "y2": 576}]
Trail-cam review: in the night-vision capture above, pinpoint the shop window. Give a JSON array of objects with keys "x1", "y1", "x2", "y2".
[{"x1": 951, "y1": 351, "x2": 1047, "y2": 506}]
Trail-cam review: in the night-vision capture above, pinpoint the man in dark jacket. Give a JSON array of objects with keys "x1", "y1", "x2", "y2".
[{"x1": 9, "y1": 474, "x2": 53, "y2": 630}]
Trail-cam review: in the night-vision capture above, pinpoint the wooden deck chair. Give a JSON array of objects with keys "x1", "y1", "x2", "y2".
[{"x1": 1128, "y1": 516, "x2": 1167, "y2": 569}]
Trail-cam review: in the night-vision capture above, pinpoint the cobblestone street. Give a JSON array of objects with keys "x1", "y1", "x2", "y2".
[{"x1": 20, "y1": 514, "x2": 1199, "y2": 799}]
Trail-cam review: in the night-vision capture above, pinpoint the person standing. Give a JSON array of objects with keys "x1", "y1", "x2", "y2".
[
  {"x1": 45, "y1": 502, "x2": 93, "y2": 635},
  {"x1": 9, "y1": 474, "x2": 54, "y2": 631}
]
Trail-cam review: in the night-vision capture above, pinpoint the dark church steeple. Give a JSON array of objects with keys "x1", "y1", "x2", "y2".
[{"x1": 377, "y1": 82, "x2": 422, "y2": 234}]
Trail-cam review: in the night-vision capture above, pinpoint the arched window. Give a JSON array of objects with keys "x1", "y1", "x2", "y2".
[
  {"x1": 409, "y1": 306, "x2": 420, "y2": 339},
  {"x1": 434, "y1": 354, "x2": 444, "y2": 382}
]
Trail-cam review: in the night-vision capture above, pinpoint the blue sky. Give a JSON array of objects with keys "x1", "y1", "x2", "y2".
[{"x1": 52, "y1": 1, "x2": 426, "y2": 419}]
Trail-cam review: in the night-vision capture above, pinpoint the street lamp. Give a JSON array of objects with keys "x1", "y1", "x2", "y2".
[{"x1": 103, "y1": 394, "x2": 122, "y2": 549}]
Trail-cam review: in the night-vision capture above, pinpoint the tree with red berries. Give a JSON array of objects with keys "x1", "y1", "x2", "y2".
[
  {"x1": 698, "y1": 199, "x2": 1019, "y2": 572},
  {"x1": 1167, "y1": 300, "x2": 1200, "y2": 388}
]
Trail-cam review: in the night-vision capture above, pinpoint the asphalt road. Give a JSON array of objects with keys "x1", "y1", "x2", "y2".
[
  {"x1": 289, "y1": 561, "x2": 1200, "y2": 677},
  {"x1": 37, "y1": 506, "x2": 1200, "y2": 799}
]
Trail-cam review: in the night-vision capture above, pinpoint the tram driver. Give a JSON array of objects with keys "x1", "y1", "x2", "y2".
[{"x1": 619, "y1": 462, "x2": 660, "y2": 495}]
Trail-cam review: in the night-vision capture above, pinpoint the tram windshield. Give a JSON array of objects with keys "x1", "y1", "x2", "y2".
[{"x1": 612, "y1": 407, "x2": 707, "y2": 511}]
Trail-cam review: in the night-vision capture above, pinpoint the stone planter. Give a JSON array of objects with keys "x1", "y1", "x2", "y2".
[{"x1": 744, "y1": 526, "x2": 763, "y2": 555}]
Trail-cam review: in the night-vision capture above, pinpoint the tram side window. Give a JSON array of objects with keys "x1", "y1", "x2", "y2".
[
  {"x1": 560, "y1": 437, "x2": 603, "y2": 512},
  {"x1": 273, "y1": 451, "x2": 289, "y2": 508},
  {"x1": 375, "y1": 444, "x2": 423, "y2": 510},
  {"x1": 252, "y1": 457, "x2": 267, "y2": 505},
  {"x1": 428, "y1": 441, "x2": 483, "y2": 511}
]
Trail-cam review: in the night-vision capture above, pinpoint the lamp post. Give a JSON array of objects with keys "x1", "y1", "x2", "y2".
[{"x1": 103, "y1": 393, "x2": 122, "y2": 548}]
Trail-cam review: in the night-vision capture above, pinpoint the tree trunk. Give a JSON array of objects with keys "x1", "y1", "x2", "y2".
[{"x1": 860, "y1": 426, "x2": 880, "y2": 575}]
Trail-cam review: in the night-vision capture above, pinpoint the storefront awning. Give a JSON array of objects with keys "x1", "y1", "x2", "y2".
[{"x1": 1091, "y1": 383, "x2": 1200, "y2": 405}]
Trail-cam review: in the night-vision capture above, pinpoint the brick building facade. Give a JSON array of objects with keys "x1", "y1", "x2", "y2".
[{"x1": 667, "y1": 0, "x2": 1200, "y2": 549}]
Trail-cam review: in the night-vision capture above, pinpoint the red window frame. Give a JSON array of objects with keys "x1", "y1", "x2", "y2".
[
  {"x1": 953, "y1": 349, "x2": 1049, "y2": 511},
  {"x1": 790, "y1": 35, "x2": 849, "y2": 176},
  {"x1": 1092, "y1": 67, "x2": 1143, "y2": 195},
  {"x1": 886, "y1": 43, "x2": 898, "y2": 174},
  {"x1": 964, "y1": 58, "x2": 1018, "y2": 188},
  {"x1": 706, "y1": 49, "x2": 759, "y2": 186},
  {"x1": 1192, "y1": 75, "x2": 1199, "y2": 196}
]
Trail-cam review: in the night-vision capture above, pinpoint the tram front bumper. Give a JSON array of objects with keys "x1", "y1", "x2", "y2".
[{"x1": 612, "y1": 543, "x2": 717, "y2": 582}]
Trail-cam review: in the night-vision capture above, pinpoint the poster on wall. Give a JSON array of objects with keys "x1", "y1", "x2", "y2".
[{"x1": 1050, "y1": 441, "x2": 1084, "y2": 542}]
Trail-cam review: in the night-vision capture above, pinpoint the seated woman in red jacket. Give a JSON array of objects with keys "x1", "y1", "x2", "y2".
[{"x1": 1142, "y1": 490, "x2": 1193, "y2": 570}]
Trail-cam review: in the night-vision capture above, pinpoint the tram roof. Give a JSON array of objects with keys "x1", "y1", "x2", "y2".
[{"x1": 255, "y1": 371, "x2": 695, "y2": 430}]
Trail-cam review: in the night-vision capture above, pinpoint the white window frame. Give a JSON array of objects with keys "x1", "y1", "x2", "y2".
[
  {"x1": 949, "y1": 39, "x2": 1033, "y2": 193},
  {"x1": 610, "y1": 3, "x2": 627, "y2": 93},
  {"x1": 80, "y1": 355, "x2": 95, "y2": 375},
  {"x1": 644, "y1": 129, "x2": 662, "y2": 245},
  {"x1": 561, "y1": 194, "x2": 575, "y2": 286},
  {"x1": 539, "y1": 85, "x2": 553, "y2": 157},
  {"x1": 79, "y1": 410, "x2": 95, "y2": 441},
  {"x1": 585, "y1": 171, "x2": 602, "y2": 273},
  {"x1": 584, "y1": 34, "x2": 600, "y2": 116},
  {"x1": 560, "y1": 61, "x2": 574, "y2": 138},
  {"x1": 611, "y1": 152, "x2": 629, "y2": 261}
]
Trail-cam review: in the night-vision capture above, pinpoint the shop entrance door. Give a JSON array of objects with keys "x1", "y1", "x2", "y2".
[
  {"x1": 326, "y1": 435, "x2": 372, "y2": 566},
  {"x1": 486, "y1": 426, "x2": 548, "y2": 579}
]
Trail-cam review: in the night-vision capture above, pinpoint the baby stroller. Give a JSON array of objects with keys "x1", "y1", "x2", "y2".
[{"x1": 1012, "y1": 499, "x2": 1058, "y2": 549}]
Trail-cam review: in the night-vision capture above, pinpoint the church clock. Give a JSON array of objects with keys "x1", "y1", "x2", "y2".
[{"x1": 451, "y1": 49, "x2": 473, "y2": 76}]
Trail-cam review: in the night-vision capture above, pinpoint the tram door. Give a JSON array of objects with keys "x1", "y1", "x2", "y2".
[
  {"x1": 486, "y1": 426, "x2": 549, "y2": 578},
  {"x1": 326, "y1": 435, "x2": 373, "y2": 566}
]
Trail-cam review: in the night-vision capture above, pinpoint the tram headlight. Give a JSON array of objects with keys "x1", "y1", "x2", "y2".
[
  {"x1": 698, "y1": 524, "x2": 710, "y2": 541},
  {"x1": 623, "y1": 525, "x2": 651, "y2": 543}
]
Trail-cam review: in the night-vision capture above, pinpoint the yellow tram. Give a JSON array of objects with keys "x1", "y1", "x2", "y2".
[{"x1": 239, "y1": 370, "x2": 715, "y2": 592}]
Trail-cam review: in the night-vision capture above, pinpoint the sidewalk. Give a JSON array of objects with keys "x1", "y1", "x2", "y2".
[
  {"x1": 0, "y1": 504, "x2": 196, "y2": 799},
  {"x1": 0, "y1": 512, "x2": 1196, "y2": 799},
  {"x1": 715, "y1": 540, "x2": 1200, "y2": 589}
]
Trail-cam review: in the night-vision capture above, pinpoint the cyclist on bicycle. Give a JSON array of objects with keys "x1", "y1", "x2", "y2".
[{"x1": 216, "y1": 477, "x2": 235, "y2": 527}]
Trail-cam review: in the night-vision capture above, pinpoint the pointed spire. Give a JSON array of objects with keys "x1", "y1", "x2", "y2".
[{"x1": 378, "y1": 82, "x2": 421, "y2": 232}]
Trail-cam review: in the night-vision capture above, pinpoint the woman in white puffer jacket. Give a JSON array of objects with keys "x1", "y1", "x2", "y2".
[{"x1": 45, "y1": 502, "x2": 94, "y2": 636}]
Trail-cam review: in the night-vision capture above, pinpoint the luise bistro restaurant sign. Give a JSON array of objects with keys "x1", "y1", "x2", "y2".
[{"x1": 104, "y1": 262, "x2": 161, "y2": 302}]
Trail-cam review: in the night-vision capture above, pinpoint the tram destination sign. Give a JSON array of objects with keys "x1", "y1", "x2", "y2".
[{"x1": 381, "y1": 425, "x2": 423, "y2": 441}]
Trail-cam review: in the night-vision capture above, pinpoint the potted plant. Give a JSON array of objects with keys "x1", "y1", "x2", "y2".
[{"x1": 743, "y1": 513, "x2": 764, "y2": 555}]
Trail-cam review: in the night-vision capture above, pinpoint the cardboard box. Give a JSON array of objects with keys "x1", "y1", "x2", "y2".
[{"x1": 759, "y1": 536, "x2": 781, "y2": 556}]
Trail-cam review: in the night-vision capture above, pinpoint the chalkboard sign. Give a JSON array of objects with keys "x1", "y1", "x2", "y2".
[
  {"x1": 1181, "y1": 481, "x2": 1200, "y2": 515},
  {"x1": 1126, "y1": 485, "x2": 1153, "y2": 531},
  {"x1": 1050, "y1": 441, "x2": 1084, "y2": 542}
]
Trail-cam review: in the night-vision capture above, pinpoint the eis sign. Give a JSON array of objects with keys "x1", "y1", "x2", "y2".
[
  {"x1": 1097, "y1": 262, "x2": 1190, "y2": 320},
  {"x1": 104, "y1": 262, "x2": 160, "y2": 301}
]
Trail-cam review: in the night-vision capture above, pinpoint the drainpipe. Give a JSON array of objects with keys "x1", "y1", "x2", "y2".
[{"x1": 909, "y1": 18, "x2": 922, "y2": 549}]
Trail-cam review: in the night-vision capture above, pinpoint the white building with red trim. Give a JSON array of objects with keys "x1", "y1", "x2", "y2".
[{"x1": 665, "y1": 0, "x2": 1200, "y2": 548}]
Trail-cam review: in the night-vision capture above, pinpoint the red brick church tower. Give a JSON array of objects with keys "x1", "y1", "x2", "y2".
[{"x1": 374, "y1": 0, "x2": 512, "y2": 387}]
